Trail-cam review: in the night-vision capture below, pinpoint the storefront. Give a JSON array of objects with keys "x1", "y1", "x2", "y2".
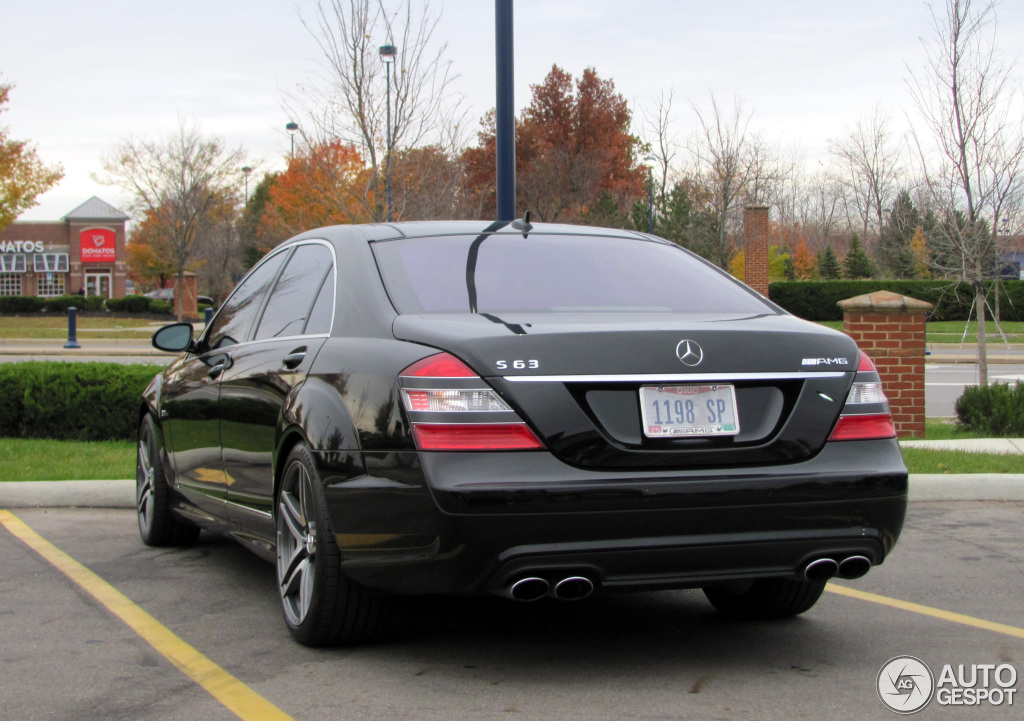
[{"x1": 0, "y1": 196, "x2": 130, "y2": 298}]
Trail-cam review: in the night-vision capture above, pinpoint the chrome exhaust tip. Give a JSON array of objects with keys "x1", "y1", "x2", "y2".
[
  {"x1": 508, "y1": 577, "x2": 550, "y2": 602},
  {"x1": 803, "y1": 558, "x2": 839, "y2": 581},
  {"x1": 553, "y1": 576, "x2": 594, "y2": 601},
  {"x1": 837, "y1": 555, "x2": 872, "y2": 579}
]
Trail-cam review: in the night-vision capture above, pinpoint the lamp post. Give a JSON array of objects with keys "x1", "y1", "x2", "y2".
[
  {"x1": 241, "y1": 166, "x2": 252, "y2": 205},
  {"x1": 286, "y1": 122, "x2": 299, "y2": 161},
  {"x1": 644, "y1": 155, "x2": 657, "y2": 234},
  {"x1": 379, "y1": 43, "x2": 397, "y2": 222}
]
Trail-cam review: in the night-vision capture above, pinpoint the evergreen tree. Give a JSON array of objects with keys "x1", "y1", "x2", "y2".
[
  {"x1": 819, "y1": 245, "x2": 842, "y2": 280},
  {"x1": 843, "y1": 234, "x2": 874, "y2": 279},
  {"x1": 877, "y1": 190, "x2": 920, "y2": 278}
]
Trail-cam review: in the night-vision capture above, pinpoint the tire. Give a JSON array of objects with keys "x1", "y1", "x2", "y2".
[
  {"x1": 276, "y1": 443, "x2": 390, "y2": 646},
  {"x1": 136, "y1": 414, "x2": 200, "y2": 547},
  {"x1": 703, "y1": 577, "x2": 827, "y2": 620}
]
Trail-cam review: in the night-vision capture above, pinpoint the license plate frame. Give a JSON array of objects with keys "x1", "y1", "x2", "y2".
[{"x1": 639, "y1": 384, "x2": 740, "y2": 438}]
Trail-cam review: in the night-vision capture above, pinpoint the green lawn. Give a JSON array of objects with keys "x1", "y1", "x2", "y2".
[
  {"x1": 0, "y1": 315, "x2": 158, "y2": 340},
  {"x1": 817, "y1": 319, "x2": 1024, "y2": 343}
]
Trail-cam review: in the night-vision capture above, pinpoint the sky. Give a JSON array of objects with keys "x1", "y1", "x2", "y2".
[{"x1": 3, "y1": 0, "x2": 1024, "y2": 222}]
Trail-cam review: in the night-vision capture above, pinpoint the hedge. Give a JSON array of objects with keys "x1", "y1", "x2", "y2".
[
  {"x1": 0, "y1": 362, "x2": 164, "y2": 441},
  {"x1": 0, "y1": 294, "x2": 174, "y2": 316},
  {"x1": 769, "y1": 280, "x2": 1024, "y2": 322}
]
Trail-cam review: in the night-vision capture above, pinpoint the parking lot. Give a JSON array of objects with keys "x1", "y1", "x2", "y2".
[{"x1": 2, "y1": 501, "x2": 1022, "y2": 720}]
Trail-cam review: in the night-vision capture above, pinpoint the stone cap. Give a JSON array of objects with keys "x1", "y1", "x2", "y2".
[{"x1": 838, "y1": 290, "x2": 933, "y2": 313}]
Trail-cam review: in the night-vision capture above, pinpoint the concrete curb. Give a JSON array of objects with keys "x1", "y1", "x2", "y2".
[{"x1": 2, "y1": 476, "x2": 1024, "y2": 509}]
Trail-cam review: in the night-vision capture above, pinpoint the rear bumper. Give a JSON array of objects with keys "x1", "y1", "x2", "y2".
[{"x1": 316, "y1": 439, "x2": 907, "y2": 596}]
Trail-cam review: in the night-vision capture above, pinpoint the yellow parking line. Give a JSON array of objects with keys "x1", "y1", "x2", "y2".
[
  {"x1": 827, "y1": 583, "x2": 1024, "y2": 640},
  {"x1": 0, "y1": 510, "x2": 293, "y2": 721}
]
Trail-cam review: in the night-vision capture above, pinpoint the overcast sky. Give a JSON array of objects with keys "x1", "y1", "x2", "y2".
[{"x1": 4, "y1": 0, "x2": 1023, "y2": 221}]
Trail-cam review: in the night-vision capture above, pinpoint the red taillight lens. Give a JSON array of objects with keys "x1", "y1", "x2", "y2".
[
  {"x1": 411, "y1": 423, "x2": 545, "y2": 451},
  {"x1": 828, "y1": 414, "x2": 897, "y2": 441},
  {"x1": 401, "y1": 353, "x2": 477, "y2": 378},
  {"x1": 858, "y1": 351, "x2": 877, "y2": 372}
]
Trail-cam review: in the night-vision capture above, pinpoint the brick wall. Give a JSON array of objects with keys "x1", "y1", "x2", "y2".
[
  {"x1": 838, "y1": 291, "x2": 932, "y2": 438},
  {"x1": 743, "y1": 205, "x2": 770, "y2": 296}
]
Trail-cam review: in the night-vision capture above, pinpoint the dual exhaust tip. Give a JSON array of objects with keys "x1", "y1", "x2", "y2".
[
  {"x1": 503, "y1": 575, "x2": 595, "y2": 602},
  {"x1": 804, "y1": 555, "x2": 872, "y2": 581}
]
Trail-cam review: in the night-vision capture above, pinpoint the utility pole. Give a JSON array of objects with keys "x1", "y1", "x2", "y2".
[{"x1": 495, "y1": 0, "x2": 515, "y2": 221}]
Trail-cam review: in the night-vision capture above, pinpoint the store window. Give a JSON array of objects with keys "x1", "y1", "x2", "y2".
[
  {"x1": 0, "y1": 274, "x2": 22, "y2": 296},
  {"x1": 0, "y1": 254, "x2": 27, "y2": 273},
  {"x1": 37, "y1": 272, "x2": 66, "y2": 297},
  {"x1": 34, "y1": 253, "x2": 70, "y2": 273}
]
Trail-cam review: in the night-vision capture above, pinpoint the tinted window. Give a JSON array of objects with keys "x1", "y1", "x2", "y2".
[
  {"x1": 372, "y1": 234, "x2": 773, "y2": 315},
  {"x1": 255, "y1": 244, "x2": 333, "y2": 340},
  {"x1": 303, "y1": 270, "x2": 335, "y2": 335},
  {"x1": 206, "y1": 250, "x2": 288, "y2": 349}
]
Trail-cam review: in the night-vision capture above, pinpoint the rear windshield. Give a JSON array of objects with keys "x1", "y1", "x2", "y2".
[{"x1": 372, "y1": 234, "x2": 774, "y2": 315}]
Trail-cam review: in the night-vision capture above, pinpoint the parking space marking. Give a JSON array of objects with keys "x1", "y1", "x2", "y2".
[
  {"x1": 0, "y1": 510, "x2": 294, "y2": 721},
  {"x1": 827, "y1": 583, "x2": 1024, "y2": 640}
]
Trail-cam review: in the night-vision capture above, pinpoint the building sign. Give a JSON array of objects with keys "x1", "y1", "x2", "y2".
[
  {"x1": 80, "y1": 228, "x2": 116, "y2": 263},
  {"x1": 0, "y1": 241, "x2": 44, "y2": 253}
]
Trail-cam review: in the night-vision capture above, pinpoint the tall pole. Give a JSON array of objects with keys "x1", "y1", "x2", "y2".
[
  {"x1": 647, "y1": 166, "x2": 654, "y2": 234},
  {"x1": 386, "y1": 59, "x2": 393, "y2": 222},
  {"x1": 495, "y1": 0, "x2": 515, "y2": 221}
]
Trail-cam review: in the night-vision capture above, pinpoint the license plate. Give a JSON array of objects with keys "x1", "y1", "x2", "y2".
[{"x1": 639, "y1": 385, "x2": 740, "y2": 438}]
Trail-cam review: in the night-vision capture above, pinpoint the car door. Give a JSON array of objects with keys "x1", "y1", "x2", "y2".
[
  {"x1": 222, "y1": 242, "x2": 336, "y2": 539},
  {"x1": 163, "y1": 249, "x2": 290, "y2": 519}
]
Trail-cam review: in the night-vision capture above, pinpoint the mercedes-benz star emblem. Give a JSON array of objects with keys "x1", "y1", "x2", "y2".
[{"x1": 675, "y1": 340, "x2": 704, "y2": 367}]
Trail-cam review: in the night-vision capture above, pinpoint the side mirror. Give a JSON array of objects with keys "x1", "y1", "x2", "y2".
[{"x1": 152, "y1": 322, "x2": 196, "y2": 353}]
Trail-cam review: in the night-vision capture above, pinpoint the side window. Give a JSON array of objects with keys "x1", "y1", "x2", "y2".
[
  {"x1": 255, "y1": 244, "x2": 334, "y2": 340},
  {"x1": 303, "y1": 269, "x2": 335, "y2": 335},
  {"x1": 206, "y1": 250, "x2": 289, "y2": 350}
]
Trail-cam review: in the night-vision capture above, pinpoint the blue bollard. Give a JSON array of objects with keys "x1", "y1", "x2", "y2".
[
  {"x1": 64, "y1": 307, "x2": 81, "y2": 349},
  {"x1": 204, "y1": 306, "x2": 213, "y2": 326}
]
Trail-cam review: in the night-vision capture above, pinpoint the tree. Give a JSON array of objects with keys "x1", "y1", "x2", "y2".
[
  {"x1": 819, "y1": 245, "x2": 842, "y2": 280},
  {"x1": 238, "y1": 171, "x2": 279, "y2": 270},
  {"x1": 907, "y1": 0, "x2": 1024, "y2": 385},
  {"x1": 792, "y1": 239, "x2": 818, "y2": 280},
  {"x1": 288, "y1": 0, "x2": 464, "y2": 222},
  {"x1": 98, "y1": 119, "x2": 246, "y2": 320},
  {"x1": 0, "y1": 81, "x2": 63, "y2": 230},
  {"x1": 843, "y1": 234, "x2": 874, "y2": 279},
  {"x1": 462, "y1": 65, "x2": 643, "y2": 222},
  {"x1": 910, "y1": 226, "x2": 933, "y2": 278},
  {"x1": 877, "y1": 190, "x2": 922, "y2": 278}
]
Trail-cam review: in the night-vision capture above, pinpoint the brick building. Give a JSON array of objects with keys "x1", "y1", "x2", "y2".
[{"x1": 0, "y1": 196, "x2": 130, "y2": 298}]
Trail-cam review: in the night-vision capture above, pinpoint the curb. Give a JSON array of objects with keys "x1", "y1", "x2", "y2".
[{"x1": 2, "y1": 476, "x2": 1024, "y2": 509}]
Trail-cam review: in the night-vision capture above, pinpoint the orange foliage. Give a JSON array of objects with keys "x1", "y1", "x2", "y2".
[{"x1": 793, "y1": 239, "x2": 818, "y2": 280}]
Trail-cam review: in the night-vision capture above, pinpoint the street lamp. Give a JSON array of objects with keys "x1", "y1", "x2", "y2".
[
  {"x1": 241, "y1": 166, "x2": 252, "y2": 205},
  {"x1": 644, "y1": 155, "x2": 658, "y2": 234},
  {"x1": 286, "y1": 122, "x2": 299, "y2": 161},
  {"x1": 379, "y1": 43, "x2": 398, "y2": 222}
]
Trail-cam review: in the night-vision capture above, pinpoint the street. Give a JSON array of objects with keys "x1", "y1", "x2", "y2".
[{"x1": 1, "y1": 502, "x2": 1022, "y2": 720}]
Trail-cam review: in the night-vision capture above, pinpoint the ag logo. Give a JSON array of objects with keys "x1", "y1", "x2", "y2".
[
  {"x1": 877, "y1": 656, "x2": 935, "y2": 714},
  {"x1": 675, "y1": 339, "x2": 703, "y2": 367}
]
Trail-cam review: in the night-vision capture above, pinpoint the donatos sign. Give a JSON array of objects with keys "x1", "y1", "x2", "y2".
[{"x1": 80, "y1": 228, "x2": 116, "y2": 263}]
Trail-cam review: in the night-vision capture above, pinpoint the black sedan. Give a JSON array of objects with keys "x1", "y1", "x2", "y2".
[{"x1": 138, "y1": 218, "x2": 908, "y2": 646}]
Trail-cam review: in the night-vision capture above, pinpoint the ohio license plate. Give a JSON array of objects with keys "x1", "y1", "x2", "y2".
[{"x1": 640, "y1": 385, "x2": 740, "y2": 438}]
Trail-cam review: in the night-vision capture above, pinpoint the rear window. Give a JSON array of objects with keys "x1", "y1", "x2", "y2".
[{"x1": 372, "y1": 234, "x2": 774, "y2": 315}]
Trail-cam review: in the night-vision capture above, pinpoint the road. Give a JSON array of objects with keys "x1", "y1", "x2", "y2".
[
  {"x1": 925, "y1": 363, "x2": 1024, "y2": 417},
  {"x1": 1, "y1": 503, "x2": 1022, "y2": 721}
]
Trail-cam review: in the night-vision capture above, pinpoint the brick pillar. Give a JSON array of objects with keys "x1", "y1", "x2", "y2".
[
  {"x1": 743, "y1": 204, "x2": 770, "y2": 296},
  {"x1": 838, "y1": 290, "x2": 933, "y2": 438},
  {"x1": 173, "y1": 272, "x2": 199, "y2": 320}
]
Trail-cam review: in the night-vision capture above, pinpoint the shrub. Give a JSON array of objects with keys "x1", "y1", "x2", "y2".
[
  {"x1": 42, "y1": 295, "x2": 106, "y2": 313},
  {"x1": 955, "y1": 382, "x2": 1024, "y2": 437},
  {"x1": 0, "y1": 296, "x2": 44, "y2": 313},
  {"x1": 105, "y1": 295, "x2": 172, "y2": 314},
  {"x1": 0, "y1": 362, "x2": 164, "y2": 441}
]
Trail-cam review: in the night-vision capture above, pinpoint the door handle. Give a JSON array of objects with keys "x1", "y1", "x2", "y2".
[
  {"x1": 283, "y1": 348, "x2": 307, "y2": 369},
  {"x1": 207, "y1": 354, "x2": 232, "y2": 380}
]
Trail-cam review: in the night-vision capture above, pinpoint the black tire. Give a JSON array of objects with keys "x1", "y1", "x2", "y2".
[
  {"x1": 136, "y1": 414, "x2": 200, "y2": 547},
  {"x1": 703, "y1": 577, "x2": 827, "y2": 620},
  {"x1": 276, "y1": 443, "x2": 390, "y2": 646}
]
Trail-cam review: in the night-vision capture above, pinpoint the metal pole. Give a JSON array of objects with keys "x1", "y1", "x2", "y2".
[
  {"x1": 64, "y1": 307, "x2": 80, "y2": 349},
  {"x1": 495, "y1": 0, "x2": 516, "y2": 222},
  {"x1": 386, "y1": 60, "x2": 393, "y2": 223},
  {"x1": 648, "y1": 167, "x2": 654, "y2": 234}
]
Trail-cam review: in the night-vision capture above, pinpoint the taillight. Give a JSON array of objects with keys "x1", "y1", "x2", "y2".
[
  {"x1": 399, "y1": 352, "x2": 545, "y2": 451},
  {"x1": 828, "y1": 352, "x2": 897, "y2": 442}
]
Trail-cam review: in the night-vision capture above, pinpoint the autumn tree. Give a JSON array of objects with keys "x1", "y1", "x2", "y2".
[
  {"x1": 792, "y1": 239, "x2": 818, "y2": 279},
  {"x1": 288, "y1": 0, "x2": 464, "y2": 222},
  {"x1": 0, "y1": 80, "x2": 63, "y2": 230},
  {"x1": 462, "y1": 65, "x2": 643, "y2": 222},
  {"x1": 98, "y1": 119, "x2": 246, "y2": 320},
  {"x1": 258, "y1": 140, "x2": 371, "y2": 243},
  {"x1": 907, "y1": 0, "x2": 1024, "y2": 384}
]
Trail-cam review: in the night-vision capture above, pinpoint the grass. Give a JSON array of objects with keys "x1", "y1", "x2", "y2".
[
  {"x1": 0, "y1": 315, "x2": 159, "y2": 340},
  {"x1": 900, "y1": 448, "x2": 1022, "y2": 474},
  {"x1": 817, "y1": 319, "x2": 1024, "y2": 343},
  {"x1": 0, "y1": 438, "x2": 135, "y2": 481}
]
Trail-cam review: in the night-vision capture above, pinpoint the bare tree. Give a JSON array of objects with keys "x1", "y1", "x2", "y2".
[
  {"x1": 288, "y1": 0, "x2": 465, "y2": 221},
  {"x1": 97, "y1": 120, "x2": 246, "y2": 320},
  {"x1": 907, "y1": 0, "x2": 1024, "y2": 385},
  {"x1": 827, "y1": 106, "x2": 906, "y2": 246},
  {"x1": 640, "y1": 87, "x2": 680, "y2": 203}
]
